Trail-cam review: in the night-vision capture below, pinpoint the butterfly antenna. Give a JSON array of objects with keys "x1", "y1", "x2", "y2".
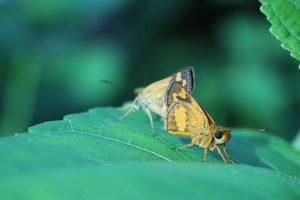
[{"x1": 230, "y1": 128, "x2": 268, "y2": 132}]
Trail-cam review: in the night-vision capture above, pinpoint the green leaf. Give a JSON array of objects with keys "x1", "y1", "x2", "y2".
[
  {"x1": 259, "y1": 0, "x2": 300, "y2": 62},
  {"x1": 0, "y1": 107, "x2": 300, "y2": 199},
  {"x1": 1, "y1": 163, "x2": 300, "y2": 200}
]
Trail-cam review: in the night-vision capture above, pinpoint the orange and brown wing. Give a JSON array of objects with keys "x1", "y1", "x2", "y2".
[
  {"x1": 171, "y1": 66, "x2": 195, "y2": 94},
  {"x1": 137, "y1": 76, "x2": 172, "y2": 117},
  {"x1": 166, "y1": 80, "x2": 190, "y2": 107},
  {"x1": 140, "y1": 66, "x2": 195, "y2": 100},
  {"x1": 136, "y1": 67, "x2": 195, "y2": 117},
  {"x1": 166, "y1": 82, "x2": 213, "y2": 136},
  {"x1": 167, "y1": 101, "x2": 209, "y2": 136}
]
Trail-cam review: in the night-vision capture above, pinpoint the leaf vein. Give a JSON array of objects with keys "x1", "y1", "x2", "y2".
[{"x1": 72, "y1": 130, "x2": 173, "y2": 162}]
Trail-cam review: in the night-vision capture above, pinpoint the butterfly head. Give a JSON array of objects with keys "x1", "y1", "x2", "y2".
[{"x1": 212, "y1": 126, "x2": 231, "y2": 145}]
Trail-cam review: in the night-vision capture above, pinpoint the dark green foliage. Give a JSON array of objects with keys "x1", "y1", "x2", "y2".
[{"x1": 259, "y1": 0, "x2": 300, "y2": 61}]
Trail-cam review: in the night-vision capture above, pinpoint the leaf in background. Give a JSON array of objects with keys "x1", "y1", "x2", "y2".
[
  {"x1": 23, "y1": 0, "x2": 134, "y2": 26},
  {"x1": 259, "y1": 0, "x2": 300, "y2": 62},
  {"x1": 44, "y1": 42, "x2": 127, "y2": 106},
  {"x1": 0, "y1": 107, "x2": 299, "y2": 199},
  {"x1": 214, "y1": 14, "x2": 299, "y2": 139},
  {"x1": 0, "y1": 50, "x2": 43, "y2": 136}
]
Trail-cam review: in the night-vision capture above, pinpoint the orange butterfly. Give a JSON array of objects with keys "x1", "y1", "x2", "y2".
[
  {"x1": 123, "y1": 67, "x2": 195, "y2": 130},
  {"x1": 166, "y1": 82, "x2": 233, "y2": 163}
]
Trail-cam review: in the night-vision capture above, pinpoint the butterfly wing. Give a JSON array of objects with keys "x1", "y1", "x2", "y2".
[
  {"x1": 141, "y1": 66, "x2": 195, "y2": 99},
  {"x1": 137, "y1": 67, "x2": 195, "y2": 118},
  {"x1": 137, "y1": 76, "x2": 172, "y2": 117},
  {"x1": 166, "y1": 82, "x2": 214, "y2": 136},
  {"x1": 171, "y1": 66, "x2": 195, "y2": 94}
]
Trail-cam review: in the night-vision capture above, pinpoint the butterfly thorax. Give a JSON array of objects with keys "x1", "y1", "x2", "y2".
[{"x1": 188, "y1": 124, "x2": 231, "y2": 149}]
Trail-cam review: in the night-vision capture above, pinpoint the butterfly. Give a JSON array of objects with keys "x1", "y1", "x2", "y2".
[
  {"x1": 123, "y1": 67, "x2": 195, "y2": 130},
  {"x1": 166, "y1": 81, "x2": 233, "y2": 163}
]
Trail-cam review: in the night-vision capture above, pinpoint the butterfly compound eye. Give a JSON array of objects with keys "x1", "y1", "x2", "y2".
[{"x1": 214, "y1": 131, "x2": 222, "y2": 139}]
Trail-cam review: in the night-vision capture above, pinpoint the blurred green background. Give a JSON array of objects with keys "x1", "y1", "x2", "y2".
[{"x1": 0, "y1": 0, "x2": 299, "y2": 141}]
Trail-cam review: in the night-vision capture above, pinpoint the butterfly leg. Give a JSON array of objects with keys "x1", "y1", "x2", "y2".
[
  {"x1": 215, "y1": 145, "x2": 228, "y2": 163},
  {"x1": 175, "y1": 135, "x2": 202, "y2": 150},
  {"x1": 175, "y1": 142, "x2": 194, "y2": 150},
  {"x1": 203, "y1": 148, "x2": 208, "y2": 162},
  {"x1": 144, "y1": 108, "x2": 154, "y2": 133},
  {"x1": 223, "y1": 145, "x2": 234, "y2": 164},
  {"x1": 121, "y1": 98, "x2": 138, "y2": 119}
]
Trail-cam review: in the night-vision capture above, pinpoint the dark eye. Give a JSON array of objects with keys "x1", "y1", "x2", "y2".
[{"x1": 214, "y1": 131, "x2": 222, "y2": 139}]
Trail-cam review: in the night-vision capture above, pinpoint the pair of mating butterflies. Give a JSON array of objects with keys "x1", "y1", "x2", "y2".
[{"x1": 123, "y1": 67, "x2": 233, "y2": 163}]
